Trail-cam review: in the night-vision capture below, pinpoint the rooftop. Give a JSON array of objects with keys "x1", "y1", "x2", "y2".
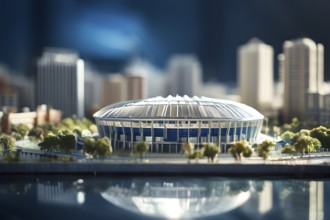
[{"x1": 94, "y1": 95, "x2": 264, "y2": 121}]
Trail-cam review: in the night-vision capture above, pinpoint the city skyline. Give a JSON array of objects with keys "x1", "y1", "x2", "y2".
[{"x1": 2, "y1": 36, "x2": 330, "y2": 123}]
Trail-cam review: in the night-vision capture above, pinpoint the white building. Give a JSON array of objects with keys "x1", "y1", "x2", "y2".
[
  {"x1": 126, "y1": 74, "x2": 147, "y2": 100},
  {"x1": 37, "y1": 49, "x2": 84, "y2": 118},
  {"x1": 167, "y1": 55, "x2": 202, "y2": 97},
  {"x1": 282, "y1": 38, "x2": 324, "y2": 122},
  {"x1": 238, "y1": 38, "x2": 274, "y2": 115}
]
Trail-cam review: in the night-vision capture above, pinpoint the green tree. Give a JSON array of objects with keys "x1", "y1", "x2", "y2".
[
  {"x1": 229, "y1": 140, "x2": 251, "y2": 162},
  {"x1": 310, "y1": 126, "x2": 330, "y2": 149},
  {"x1": 39, "y1": 123, "x2": 57, "y2": 135},
  {"x1": 202, "y1": 143, "x2": 220, "y2": 163},
  {"x1": 281, "y1": 144, "x2": 295, "y2": 154},
  {"x1": 83, "y1": 137, "x2": 96, "y2": 156},
  {"x1": 281, "y1": 130, "x2": 296, "y2": 143},
  {"x1": 243, "y1": 146, "x2": 253, "y2": 158},
  {"x1": 10, "y1": 132, "x2": 23, "y2": 140},
  {"x1": 83, "y1": 137, "x2": 112, "y2": 158},
  {"x1": 297, "y1": 129, "x2": 311, "y2": 136},
  {"x1": 61, "y1": 117, "x2": 75, "y2": 128},
  {"x1": 94, "y1": 137, "x2": 112, "y2": 157},
  {"x1": 293, "y1": 135, "x2": 321, "y2": 156},
  {"x1": 38, "y1": 135, "x2": 60, "y2": 152},
  {"x1": 256, "y1": 139, "x2": 275, "y2": 160},
  {"x1": 28, "y1": 127, "x2": 44, "y2": 141},
  {"x1": 182, "y1": 142, "x2": 204, "y2": 163},
  {"x1": 59, "y1": 134, "x2": 76, "y2": 154},
  {"x1": 291, "y1": 117, "x2": 300, "y2": 132},
  {"x1": 182, "y1": 142, "x2": 194, "y2": 158},
  {"x1": 0, "y1": 134, "x2": 16, "y2": 152},
  {"x1": 134, "y1": 142, "x2": 149, "y2": 160},
  {"x1": 11, "y1": 124, "x2": 30, "y2": 138},
  {"x1": 0, "y1": 134, "x2": 18, "y2": 162}
]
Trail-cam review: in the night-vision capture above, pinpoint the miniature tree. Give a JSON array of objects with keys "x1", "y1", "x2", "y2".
[
  {"x1": 293, "y1": 135, "x2": 321, "y2": 156},
  {"x1": 11, "y1": 124, "x2": 30, "y2": 138},
  {"x1": 0, "y1": 134, "x2": 16, "y2": 153},
  {"x1": 310, "y1": 126, "x2": 330, "y2": 150},
  {"x1": 94, "y1": 137, "x2": 112, "y2": 157},
  {"x1": 28, "y1": 127, "x2": 44, "y2": 141},
  {"x1": 182, "y1": 142, "x2": 194, "y2": 156},
  {"x1": 38, "y1": 135, "x2": 60, "y2": 152},
  {"x1": 256, "y1": 139, "x2": 275, "y2": 160},
  {"x1": 83, "y1": 137, "x2": 96, "y2": 156},
  {"x1": 0, "y1": 134, "x2": 18, "y2": 161},
  {"x1": 59, "y1": 134, "x2": 76, "y2": 154},
  {"x1": 281, "y1": 144, "x2": 295, "y2": 155},
  {"x1": 243, "y1": 146, "x2": 253, "y2": 158},
  {"x1": 182, "y1": 142, "x2": 194, "y2": 162},
  {"x1": 229, "y1": 140, "x2": 251, "y2": 162},
  {"x1": 182, "y1": 142, "x2": 204, "y2": 163},
  {"x1": 202, "y1": 143, "x2": 220, "y2": 163},
  {"x1": 83, "y1": 137, "x2": 112, "y2": 158},
  {"x1": 134, "y1": 141, "x2": 149, "y2": 160},
  {"x1": 281, "y1": 130, "x2": 296, "y2": 143}
]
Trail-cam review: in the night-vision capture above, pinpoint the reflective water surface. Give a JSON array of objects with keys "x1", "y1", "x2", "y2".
[{"x1": 0, "y1": 175, "x2": 329, "y2": 220}]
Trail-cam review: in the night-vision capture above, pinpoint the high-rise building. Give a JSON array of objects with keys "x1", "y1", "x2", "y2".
[
  {"x1": 101, "y1": 74, "x2": 128, "y2": 106},
  {"x1": 238, "y1": 38, "x2": 274, "y2": 114},
  {"x1": 36, "y1": 49, "x2": 84, "y2": 118},
  {"x1": 167, "y1": 55, "x2": 202, "y2": 97},
  {"x1": 282, "y1": 38, "x2": 324, "y2": 122},
  {"x1": 126, "y1": 74, "x2": 147, "y2": 100}
]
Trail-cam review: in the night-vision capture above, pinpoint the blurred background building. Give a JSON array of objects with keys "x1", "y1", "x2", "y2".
[
  {"x1": 282, "y1": 38, "x2": 324, "y2": 122},
  {"x1": 166, "y1": 55, "x2": 202, "y2": 97},
  {"x1": 237, "y1": 38, "x2": 274, "y2": 116},
  {"x1": 36, "y1": 48, "x2": 85, "y2": 118}
]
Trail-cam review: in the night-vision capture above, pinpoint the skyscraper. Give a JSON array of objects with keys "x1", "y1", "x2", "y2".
[
  {"x1": 167, "y1": 55, "x2": 202, "y2": 97},
  {"x1": 238, "y1": 38, "x2": 274, "y2": 114},
  {"x1": 37, "y1": 49, "x2": 84, "y2": 118},
  {"x1": 282, "y1": 38, "x2": 324, "y2": 122},
  {"x1": 126, "y1": 74, "x2": 147, "y2": 100},
  {"x1": 101, "y1": 74, "x2": 128, "y2": 106}
]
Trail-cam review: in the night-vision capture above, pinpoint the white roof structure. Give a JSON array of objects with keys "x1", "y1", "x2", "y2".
[{"x1": 94, "y1": 95, "x2": 264, "y2": 121}]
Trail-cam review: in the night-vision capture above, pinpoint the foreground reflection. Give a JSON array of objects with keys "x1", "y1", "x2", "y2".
[
  {"x1": 101, "y1": 179, "x2": 252, "y2": 219},
  {"x1": 0, "y1": 176, "x2": 328, "y2": 220}
]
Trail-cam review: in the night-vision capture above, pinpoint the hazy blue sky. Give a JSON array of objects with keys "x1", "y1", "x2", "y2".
[{"x1": 0, "y1": 0, "x2": 329, "y2": 82}]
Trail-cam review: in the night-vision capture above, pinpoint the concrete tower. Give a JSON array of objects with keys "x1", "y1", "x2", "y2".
[
  {"x1": 37, "y1": 49, "x2": 84, "y2": 118},
  {"x1": 282, "y1": 38, "x2": 324, "y2": 122},
  {"x1": 238, "y1": 38, "x2": 274, "y2": 114}
]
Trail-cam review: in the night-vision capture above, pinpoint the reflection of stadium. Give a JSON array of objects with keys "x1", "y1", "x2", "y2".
[
  {"x1": 37, "y1": 182, "x2": 85, "y2": 206},
  {"x1": 101, "y1": 179, "x2": 251, "y2": 219},
  {"x1": 94, "y1": 95, "x2": 264, "y2": 153}
]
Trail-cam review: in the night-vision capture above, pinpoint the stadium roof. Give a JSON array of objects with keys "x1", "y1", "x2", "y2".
[{"x1": 94, "y1": 95, "x2": 264, "y2": 121}]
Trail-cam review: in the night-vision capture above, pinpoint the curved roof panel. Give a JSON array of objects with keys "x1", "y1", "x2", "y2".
[{"x1": 94, "y1": 95, "x2": 264, "y2": 121}]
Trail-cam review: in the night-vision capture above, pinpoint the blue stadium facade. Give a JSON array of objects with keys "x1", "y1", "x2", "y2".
[{"x1": 94, "y1": 95, "x2": 264, "y2": 153}]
